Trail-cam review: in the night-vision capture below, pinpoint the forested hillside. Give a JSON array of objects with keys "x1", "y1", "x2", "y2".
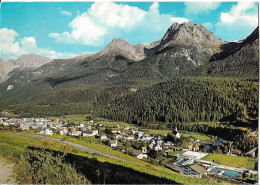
[
  {"x1": 98, "y1": 77, "x2": 258, "y2": 125},
  {"x1": 5, "y1": 77, "x2": 258, "y2": 129}
]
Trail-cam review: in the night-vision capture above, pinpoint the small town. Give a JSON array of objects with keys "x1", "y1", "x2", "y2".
[{"x1": 0, "y1": 116, "x2": 258, "y2": 183}]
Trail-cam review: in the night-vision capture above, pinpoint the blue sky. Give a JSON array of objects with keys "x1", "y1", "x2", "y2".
[{"x1": 0, "y1": 2, "x2": 258, "y2": 60}]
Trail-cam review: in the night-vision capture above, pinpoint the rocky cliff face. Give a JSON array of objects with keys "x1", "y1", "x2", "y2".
[
  {"x1": 147, "y1": 22, "x2": 224, "y2": 67},
  {"x1": 157, "y1": 22, "x2": 223, "y2": 51},
  {"x1": 0, "y1": 54, "x2": 52, "y2": 82},
  {"x1": 97, "y1": 38, "x2": 147, "y2": 61}
]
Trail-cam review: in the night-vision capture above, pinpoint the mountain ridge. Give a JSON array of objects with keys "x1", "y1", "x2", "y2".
[
  {"x1": 0, "y1": 54, "x2": 52, "y2": 82},
  {"x1": 0, "y1": 22, "x2": 258, "y2": 98}
]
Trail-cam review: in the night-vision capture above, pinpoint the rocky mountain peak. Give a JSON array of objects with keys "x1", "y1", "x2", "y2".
[
  {"x1": 155, "y1": 22, "x2": 224, "y2": 53},
  {"x1": 18, "y1": 53, "x2": 52, "y2": 64},
  {"x1": 98, "y1": 38, "x2": 146, "y2": 61},
  {"x1": 0, "y1": 54, "x2": 52, "y2": 82}
]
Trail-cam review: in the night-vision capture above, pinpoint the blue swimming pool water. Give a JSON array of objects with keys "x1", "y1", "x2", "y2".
[
  {"x1": 211, "y1": 168, "x2": 242, "y2": 179},
  {"x1": 223, "y1": 170, "x2": 242, "y2": 179}
]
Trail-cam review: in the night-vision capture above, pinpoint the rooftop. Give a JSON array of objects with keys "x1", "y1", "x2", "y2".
[
  {"x1": 182, "y1": 151, "x2": 208, "y2": 159},
  {"x1": 190, "y1": 164, "x2": 207, "y2": 174}
]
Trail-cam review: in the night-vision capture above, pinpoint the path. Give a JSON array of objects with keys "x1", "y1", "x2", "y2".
[{"x1": 0, "y1": 157, "x2": 16, "y2": 184}]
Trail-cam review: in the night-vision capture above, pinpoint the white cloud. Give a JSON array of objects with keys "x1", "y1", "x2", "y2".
[
  {"x1": 170, "y1": 17, "x2": 189, "y2": 24},
  {"x1": 61, "y1": 10, "x2": 72, "y2": 17},
  {"x1": 50, "y1": 2, "x2": 146, "y2": 45},
  {"x1": 219, "y1": 2, "x2": 257, "y2": 26},
  {"x1": 215, "y1": 2, "x2": 258, "y2": 41},
  {"x1": 185, "y1": 2, "x2": 221, "y2": 15},
  {"x1": 0, "y1": 28, "x2": 21, "y2": 56},
  {"x1": 50, "y1": 2, "x2": 189, "y2": 46},
  {"x1": 0, "y1": 28, "x2": 80, "y2": 60}
]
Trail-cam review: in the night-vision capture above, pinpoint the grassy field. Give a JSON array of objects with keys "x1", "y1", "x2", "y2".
[
  {"x1": 142, "y1": 129, "x2": 211, "y2": 142},
  {"x1": 48, "y1": 114, "x2": 90, "y2": 122},
  {"x1": 142, "y1": 129, "x2": 171, "y2": 135},
  {"x1": 0, "y1": 131, "x2": 218, "y2": 184},
  {"x1": 168, "y1": 150, "x2": 186, "y2": 157},
  {"x1": 181, "y1": 133, "x2": 211, "y2": 142},
  {"x1": 202, "y1": 153, "x2": 256, "y2": 170}
]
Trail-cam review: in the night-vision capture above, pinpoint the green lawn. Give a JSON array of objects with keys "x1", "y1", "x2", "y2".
[
  {"x1": 0, "y1": 131, "x2": 218, "y2": 184},
  {"x1": 168, "y1": 150, "x2": 186, "y2": 157},
  {"x1": 181, "y1": 133, "x2": 211, "y2": 142},
  {"x1": 95, "y1": 121, "x2": 131, "y2": 128},
  {"x1": 142, "y1": 129, "x2": 211, "y2": 142},
  {"x1": 202, "y1": 153, "x2": 256, "y2": 170},
  {"x1": 142, "y1": 129, "x2": 171, "y2": 135},
  {"x1": 48, "y1": 114, "x2": 90, "y2": 122}
]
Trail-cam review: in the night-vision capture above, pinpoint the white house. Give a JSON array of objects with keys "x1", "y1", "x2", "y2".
[
  {"x1": 70, "y1": 131, "x2": 81, "y2": 136},
  {"x1": 154, "y1": 144, "x2": 162, "y2": 151},
  {"x1": 82, "y1": 129, "x2": 98, "y2": 137},
  {"x1": 112, "y1": 129, "x2": 121, "y2": 134},
  {"x1": 60, "y1": 128, "x2": 68, "y2": 135},
  {"x1": 148, "y1": 143, "x2": 154, "y2": 150},
  {"x1": 132, "y1": 150, "x2": 147, "y2": 159},
  {"x1": 108, "y1": 140, "x2": 117, "y2": 147},
  {"x1": 19, "y1": 124, "x2": 30, "y2": 130},
  {"x1": 99, "y1": 135, "x2": 107, "y2": 140},
  {"x1": 92, "y1": 130, "x2": 99, "y2": 136},
  {"x1": 132, "y1": 150, "x2": 145, "y2": 159},
  {"x1": 127, "y1": 135, "x2": 134, "y2": 140},
  {"x1": 44, "y1": 129, "x2": 53, "y2": 135}
]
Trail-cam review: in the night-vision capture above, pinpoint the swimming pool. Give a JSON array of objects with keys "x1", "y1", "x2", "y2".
[
  {"x1": 223, "y1": 170, "x2": 242, "y2": 179},
  {"x1": 211, "y1": 168, "x2": 242, "y2": 179}
]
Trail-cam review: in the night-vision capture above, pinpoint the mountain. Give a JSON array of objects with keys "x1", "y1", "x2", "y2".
[
  {"x1": 0, "y1": 54, "x2": 52, "y2": 82},
  {"x1": 97, "y1": 38, "x2": 148, "y2": 61},
  {"x1": 183, "y1": 27, "x2": 259, "y2": 78},
  {"x1": 108, "y1": 22, "x2": 225, "y2": 83},
  {"x1": 0, "y1": 22, "x2": 258, "y2": 108}
]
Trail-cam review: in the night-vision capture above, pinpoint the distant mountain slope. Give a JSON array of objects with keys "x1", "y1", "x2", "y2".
[
  {"x1": 0, "y1": 54, "x2": 52, "y2": 82},
  {"x1": 0, "y1": 22, "x2": 258, "y2": 108},
  {"x1": 182, "y1": 27, "x2": 259, "y2": 78}
]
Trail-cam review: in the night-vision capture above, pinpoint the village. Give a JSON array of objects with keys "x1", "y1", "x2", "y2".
[{"x1": 0, "y1": 116, "x2": 258, "y2": 183}]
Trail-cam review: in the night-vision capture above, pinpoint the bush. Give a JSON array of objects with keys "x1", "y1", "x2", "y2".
[{"x1": 15, "y1": 150, "x2": 90, "y2": 184}]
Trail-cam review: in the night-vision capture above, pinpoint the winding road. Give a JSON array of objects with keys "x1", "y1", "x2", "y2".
[{"x1": 9, "y1": 132, "x2": 131, "y2": 162}]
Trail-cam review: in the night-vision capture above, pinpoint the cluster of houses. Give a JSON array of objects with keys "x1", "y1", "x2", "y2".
[
  {"x1": 1, "y1": 117, "x2": 258, "y2": 182},
  {"x1": 0, "y1": 117, "x2": 179, "y2": 160},
  {"x1": 0, "y1": 117, "x2": 99, "y2": 137},
  {"x1": 107, "y1": 127, "x2": 170, "y2": 160}
]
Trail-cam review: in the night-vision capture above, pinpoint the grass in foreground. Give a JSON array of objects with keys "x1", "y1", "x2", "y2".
[
  {"x1": 0, "y1": 131, "x2": 219, "y2": 184},
  {"x1": 202, "y1": 153, "x2": 257, "y2": 170}
]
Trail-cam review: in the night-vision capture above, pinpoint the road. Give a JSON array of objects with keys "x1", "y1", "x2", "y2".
[{"x1": 9, "y1": 132, "x2": 131, "y2": 162}]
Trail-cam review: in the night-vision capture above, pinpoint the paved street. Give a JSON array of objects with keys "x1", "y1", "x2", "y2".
[{"x1": 9, "y1": 132, "x2": 131, "y2": 162}]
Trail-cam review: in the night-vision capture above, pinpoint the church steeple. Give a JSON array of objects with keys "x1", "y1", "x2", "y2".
[{"x1": 173, "y1": 126, "x2": 180, "y2": 139}]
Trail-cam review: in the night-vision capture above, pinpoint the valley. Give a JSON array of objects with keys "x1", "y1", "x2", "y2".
[{"x1": 0, "y1": 21, "x2": 258, "y2": 184}]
